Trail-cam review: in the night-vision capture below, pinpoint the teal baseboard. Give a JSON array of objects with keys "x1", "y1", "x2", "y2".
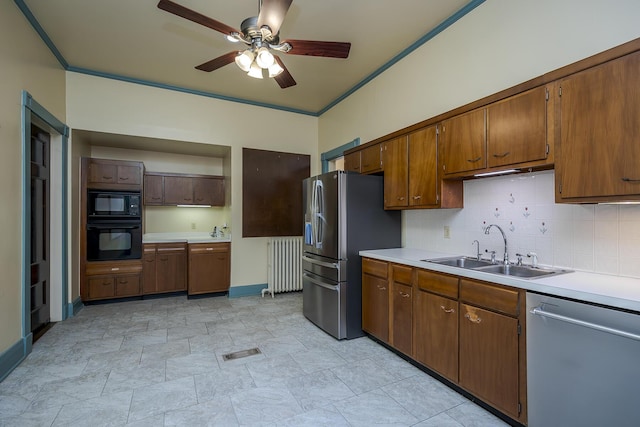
[
  {"x1": 0, "y1": 338, "x2": 27, "y2": 382},
  {"x1": 67, "y1": 297, "x2": 83, "y2": 318},
  {"x1": 228, "y1": 283, "x2": 268, "y2": 298}
]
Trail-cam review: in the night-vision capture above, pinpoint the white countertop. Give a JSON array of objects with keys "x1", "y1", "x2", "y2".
[
  {"x1": 143, "y1": 232, "x2": 231, "y2": 244},
  {"x1": 360, "y1": 248, "x2": 640, "y2": 313}
]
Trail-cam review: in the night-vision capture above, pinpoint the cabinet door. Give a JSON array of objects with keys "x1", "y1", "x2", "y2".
[
  {"x1": 441, "y1": 109, "x2": 486, "y2": 175},
  {"x1": 116, "y1": 165, "x2": 142, "y2": 186},
  {"x1": 156, "y1": 245, "x2": 187, "y2": 292},
  {"x1": 88, "y1": 162, "x2": 117, "y2": 185},
  {"x1": 144, "y1": 175, "x2": 163, "y2": 205},
  {"x1": 487, "y1": 86, "x2": 548, "y2": 168},
  {"x1": 193, "y1": 177, "x2": 225, "y2": 206},
  {"x1": 360, "y1": 143, "x2": 383, "y2": 174},
  {"x1": 459, "y1": 303, "x2": 520, "y2": 419},
  {"x1": 142, "y1": 245, "x2": 157, "y2": 294},
  {"x1": 414, "y1": 290, "x2": 459, "y2": 381},
  {"x1": 88, "y1": 276, "x2": 115, "y2": 299},
  {"x1": 362, "y1": 273, "x2": 389, "y2": 343},
  {"x1": 115, "y1": 274, "x2": 141, "y2": 297},
  {"x1": 392, "y1": 282, "x2": 413, "y2": 355},
  {"x1": 188, "y1": 244, "x2": 230, "y2": 295},
  {"x1": 163, "y1": 176, "x2": 193, "y2": 205},
  {"x1": 408, "y1": 126, "x2": 438, "y2": 207},
  {"x1": 557, "y1": 51, "x2": 640, "y2": 200},
  {"x1": 343, "y1": 151, "x2": 361, "y2": 173},
  {"x1": 383, "y1": 137, "x2": 408, "y2": 208}
]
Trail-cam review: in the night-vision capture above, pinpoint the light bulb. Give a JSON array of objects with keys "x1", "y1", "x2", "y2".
[
  {"x1": 247, "y1": 62, "x2": 264, "y2": 79},
  {"x1": 255, "y1": 47, "x2": 275, "y2": 69},
  {"x1": 268, "y1": 61, "x2": 284, "y2": 77},
  {"x1": 235, "y1": 50, "x2": 254, "y2": 72}
]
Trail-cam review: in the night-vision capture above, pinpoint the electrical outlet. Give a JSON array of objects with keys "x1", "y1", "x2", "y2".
[
  {"x1": 191, "y1": 222, "x2": 196, "y2": 230},
  {"x1": 444, "y1": 225, "x2": 451, "y2": 239}
]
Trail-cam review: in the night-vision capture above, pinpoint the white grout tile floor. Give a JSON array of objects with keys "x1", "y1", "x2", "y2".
[{"x1": 0, "y1": 292, "x2": 510, "y2": 426}]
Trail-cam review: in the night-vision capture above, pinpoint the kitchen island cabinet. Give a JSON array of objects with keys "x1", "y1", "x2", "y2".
[{"x1": 188, "y1": 242, "x2": 230, "y2": 295}]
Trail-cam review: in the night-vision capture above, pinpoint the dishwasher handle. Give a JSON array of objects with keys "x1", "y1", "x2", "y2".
[{"x1": 531, "y1": 306, "x2": 640, "y2": 342}]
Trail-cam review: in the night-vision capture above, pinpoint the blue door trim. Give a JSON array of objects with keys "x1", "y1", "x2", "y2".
[{"x1": 321, "y1": 138, "x2": 360, "y2": 173}]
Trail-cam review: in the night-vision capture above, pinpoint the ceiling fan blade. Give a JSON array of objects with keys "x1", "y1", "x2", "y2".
[
  {"x1": 274, "y1": 57, "x2": 296, "y2": 88},
  {"x1": 195, "y1": 52, "x2": 238, "y2": 72},
  {"x1": 282, "y1": 39, "x2": 351, "y2": 58},
  {"x1": 257, "y1": 0, "x2": 293, "y2": 36},
  {"x1": 157, "y1": 0, "x2": 239, "y2": 35}
]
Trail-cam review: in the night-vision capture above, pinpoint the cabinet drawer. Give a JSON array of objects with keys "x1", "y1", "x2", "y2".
[
  {"x1": 88, "y1": 276, "x2": 115, "y2": 299},
  {"x1": 86, "y1": 260, "x2": 142, "y2": 276},
  {"x1": 391, "y1": 264, "x2": 413, "y2": 285},
  {"x1": 115, "y1": 274, "x2": 141, "y2": 297},
  {"x1": 156, "y1": 243, "x2": 187, "y2": 253},
  {"x1": 363, "y1": 258, "x2": 388, "y2": 279},
  {"x1": 459, "y1": 279, "x2": 520, "y2": 317},
  {"x1": 416, "y1": 269, "x2": 459, "y2": 299},
  {"x1": 188, "y1": 242, "x2": 230, "y2": 254}
]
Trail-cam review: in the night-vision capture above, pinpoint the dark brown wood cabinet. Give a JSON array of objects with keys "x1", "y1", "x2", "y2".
[
  {"x1": 414, "y1": 269, "x2": 459, "y2": 382},
  {"x1": 441, "y1": 108, "x2": 486, "y2": 175},
  {"x1": 343, "y1": 151, "x2": 361, "y2": 173},
  {"x1": 408, "y1": 127, "x2": 439, "y2": 207},
  {"x1": 458, "y1": 279, "x2": 525, "y2": 421},
  {"x1": 556, "y1": 50, "x2": 640, "y2": 202},
  {"x1": 390, "y1": 264, "x2": 413, "y2": 355},
  {"x1": 360, "y1": 143, "x2": 383, "y2": 174},
  {"x1": 144, "y1": 173, "x2": 225, "y2": 206},
  {"x1": 382, "y1": 137, "x2": 409, "y2": 208},
  {"x1": 87, "y1": 158, "x2": 143, "y2": 190},
  {"x1": 142, "y1": 242, "x2": 187, "y2": 294},
  {"x1": 83, "y1": 260, "x2": 142, "y2": 301},
  {"x1": 362, "y1": 258, "x2": 390, "y2": 343},
  {"x1": 188, "y1": 242, "x2": 231, "y2": 295}
]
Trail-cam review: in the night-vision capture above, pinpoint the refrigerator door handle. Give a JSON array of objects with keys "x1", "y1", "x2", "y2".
[
  {"x1": 302, "y1": 256, "x2": 339, "y2": 270},
  {"x1": 303, "y1": 272, "x2": 338, "y2": 290}
]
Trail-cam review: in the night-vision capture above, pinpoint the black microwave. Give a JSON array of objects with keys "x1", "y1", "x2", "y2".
[{"x1": 88, "y1": 190, "x2": 141, "y2": 220}]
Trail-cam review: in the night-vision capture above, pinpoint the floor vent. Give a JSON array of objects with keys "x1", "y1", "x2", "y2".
[{"x1": 222, "y1": 348, "x2": 261, "y2": 361}]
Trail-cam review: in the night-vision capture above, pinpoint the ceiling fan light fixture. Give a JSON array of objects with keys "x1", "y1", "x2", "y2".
[
  {"x1": 268, "y1": 60, "x2": 284, "y2": 77},
  {"x1": 255, "y1": 47, "x2": 275, "y2": 69},
  {"x1": 235, "y1": 49, "x2": 254, "y2": 72},
  {"x1": 247, "y1": 62, "x2": 264, "y2": 79}
]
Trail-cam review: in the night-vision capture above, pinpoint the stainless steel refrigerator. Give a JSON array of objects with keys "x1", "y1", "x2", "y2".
[{"x1": 302, "y1": 171, "x2": 401, "y2": 339}]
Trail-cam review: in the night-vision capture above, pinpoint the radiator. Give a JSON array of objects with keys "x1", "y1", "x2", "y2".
[{"x1": 262, "y1": 236, "x2": 303, "y2": 298}]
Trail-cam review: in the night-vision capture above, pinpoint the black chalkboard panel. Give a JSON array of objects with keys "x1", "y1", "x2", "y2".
[{"x1": 242, "y1": 148, "x2": 310, "y2": 237}]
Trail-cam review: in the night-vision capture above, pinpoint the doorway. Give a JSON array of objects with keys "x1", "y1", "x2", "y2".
[{"x1": 30, "y1": 124, "x2": 51, "y2": 341}]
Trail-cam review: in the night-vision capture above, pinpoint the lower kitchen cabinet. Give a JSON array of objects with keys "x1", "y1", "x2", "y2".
[
  {"x1": 362, "y1": 258, "x2": 390, "y2": 343},
  {"x1": 390, "y1": 263, "x2": 413, "y2": 355},
  {"x1": 188, "y1": 242, "x2": 231, "y2": 295},
  {"x1": 142, "y1": 242, "x2": 187, "y2": 294},
  {"x1": 83, "y1": 260, "x2": 142, "y2": 301}
]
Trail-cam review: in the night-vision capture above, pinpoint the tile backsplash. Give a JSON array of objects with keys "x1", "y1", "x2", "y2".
[{"x1": 404, "y1": 170, "x2": 640, "y2": 278}]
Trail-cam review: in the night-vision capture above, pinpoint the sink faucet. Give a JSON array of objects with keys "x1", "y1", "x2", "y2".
[
  {"x1": 484, "y1": 224, "x2": 509, "y2": 265},
  {"x1": 472, "y1": 240, "x2": 481, "y2": 260}
]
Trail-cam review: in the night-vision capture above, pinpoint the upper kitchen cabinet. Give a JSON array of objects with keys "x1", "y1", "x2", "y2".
[
  {"x1": 556, "y1": 50, "x2": 640, "y2": 202},
  {"x1": 144, "y1": 172, "x2": 225, "y2": 206},
  {"x1": 384, "y1": 126, "x2": 463, "y2": 210},
  {"x1": 343, "y1": 150, "x2": 361, "y2": 173},
  {"x1": 441, "y1": 108, "x2": 486, "y2": 176},
  {"x1": 487, "y1": 85, "x2": 551, "y2": 169},
  {"x1": 87, "y1": 158, "x2": 143, "y2": 191},
  {"x1": 360, "y1": 142, "x2": 383, "y2": 174}
]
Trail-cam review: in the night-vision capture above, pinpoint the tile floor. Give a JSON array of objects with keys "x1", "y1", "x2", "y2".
[{"x1": 0, "y1": 292, "x2": 509, "y2": 426}]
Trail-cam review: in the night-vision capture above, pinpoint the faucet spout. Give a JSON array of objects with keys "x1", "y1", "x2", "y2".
[{"x1": 484, "y1": 224, "x2": 509, "y2": 265}]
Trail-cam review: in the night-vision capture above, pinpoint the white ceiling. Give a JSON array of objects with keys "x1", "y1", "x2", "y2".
[{"x1": 20, "y1": 0, "x2": 478, "y2": 115}]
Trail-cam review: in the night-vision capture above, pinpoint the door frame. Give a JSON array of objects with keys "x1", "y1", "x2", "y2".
[
  {"x1": 321, "y1": 138, "x2": 359, "y2": 173},
  {"x1": 21, "y1": 91, "x2": 69, "y2": 354}
]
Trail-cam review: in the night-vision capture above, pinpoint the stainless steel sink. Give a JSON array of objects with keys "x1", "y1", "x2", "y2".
[
  {"x1": 423, "y1": 256, "x2": 572, "y2": 279},
  {"x1": 474, "y1": 264, "x2": 572, "y2": 279},
  {"x1": 422, "y1": 256, "x2": 494, "y2": 269}
]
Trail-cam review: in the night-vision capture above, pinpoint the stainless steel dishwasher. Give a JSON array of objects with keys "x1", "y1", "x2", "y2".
[{"x1": 526, "y1": 292, "x2": 640, "y2": 427}]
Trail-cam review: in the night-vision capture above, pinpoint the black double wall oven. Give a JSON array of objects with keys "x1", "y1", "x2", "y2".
[{"x1": 86, "y1": 190, "x2": 142, "y2": 261}]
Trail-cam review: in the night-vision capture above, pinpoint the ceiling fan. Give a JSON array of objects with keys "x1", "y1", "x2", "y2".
[{"x1": 157, "y1": 0, "x2": 351, "y2": 88}]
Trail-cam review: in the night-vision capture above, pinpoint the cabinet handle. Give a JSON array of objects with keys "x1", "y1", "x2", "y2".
[
  {"x1": 151, "y1": 197, "x2": 161, "y2": 200},
  {"x1": 399, "y1": 291, "x2": 410, "y2": 298},
  {"x1": 159, "y1": 257, "x2": 168, "y2": 261},
  {"x1": 184, "y1": 198, "x2": 191, "y2": 201},
  {"x1": 621, "y1": 177, "x2": 640, "y2": 183},
  {"x1": 118, "y1": 279, "x2": 128, "y2": 284},
  {"x1": 111, "y1": 268, "x2": 120, "y2": 271},
  {"x1": 102, "y1": 176, "x2": 113, "y2": 180},
  {"x1": 412, "y1": 195, "x2": 421, "y2": 200},
  {"x1": 467, "y1": 157, "x2": 482, "y2": 163},
  {"x1": 377, "y1": 285, "x2": 387, "y2": 291},
  {"x1": 196, "y1": 198, "x2": 204, "y2": 201},
  {"x1": 397, "y1": 196, "x2": 405, "y2": 201},
  {"x1": 492, "y1": 151, "x2": 510, "y2": 158},
  {"x1": 465, "y1": 312, "x2": 482, "y2": 323},
  {"x1": 102, "y1": 281, "x2": 111, "y2": 286},
  {"x1": 119, "y1": 177, "x2": 129, "y2": 181},
  {"x1": 440, "y1": 305, "x2": 455, "y2": 314}
]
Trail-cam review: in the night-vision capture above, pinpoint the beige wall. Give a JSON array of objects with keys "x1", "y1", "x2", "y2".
[
  {"x1": 65, "y1": 72, "x2": 319, "y2": 289},
  {"x1": 0, "y1": 3, "x2": 66, "y2": 352}
]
